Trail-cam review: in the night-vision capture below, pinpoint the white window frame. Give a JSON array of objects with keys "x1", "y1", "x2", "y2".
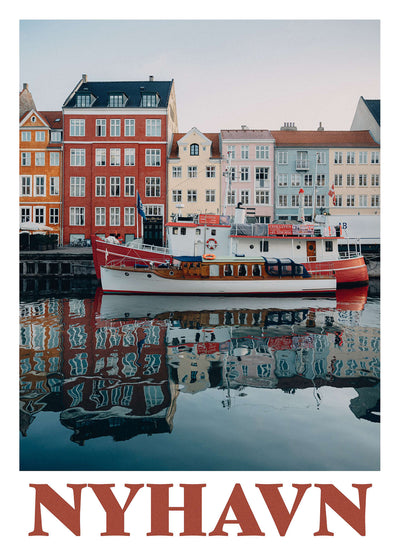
[
  {"x1": 34, "y1": 175, "x2": 46, "y2": 196},
  {"x1": 124, "y1": 119, "x2": 136, "y2": 136},
  {"x1": 146, "y1": 119, "x2": 161, "y2": 136},
  {"x1": 96, "y1": 119, "x2": 106, "y2": 137},
  {"x1": 21, "y1": 152, "x2": 31, "y2": 166},
  {"x1": 110, "y1": 119, "x2": 121, "y2": 137},
  {"x1": 145, "y1": 177, "x2": 161, "y2": 197},
  {"x1": 124, "y1": 207, "x2": 136, "y2": 226},
  {"x1": 70, "y1": 207, "x2": 85, "y2": 226},
  {"x1": 124, "y1": 177, "x2": 135, "y2": 197},
  {"x1": 50, "y1": 177, "x2": 59, "y2": 196},
  {"x1": 110, "y1": 148, "x2": 121, "y2": 166},
  {"x1": 124, "y1": 148, "x2": 135, "y2": 166},
  {"x1": 49, "y1": 208, "x2": 59, "y2": 224},
  {"x1": 110, "y1": 207, "x2": 120, "y2": 226},
  {"x1": 70, "y1": 177, "x2": 85, "y2": 197},
  {"x1": 145, "y1": 149, "x2": 161, "y2": 166},
  {"x1": 35, "y1": 152, "x2": 45, "y2": 166},
  {"x1": 188, "y1": 166, "x2": 197, "y2": 178},
  {"x1": 278, "y1": 151, "x2": 288, "y2": 164},
  {"x1": 95, "y1": 207, "x2": 106, "y2": 226},
  {"x1": 206, "y1": 166, "x2": 216, "y2": 178},
  {"x1": 187, "y1": 190, "x2": 197, "y2": 202},
  {"x1": 172, "y1": 166, "x2": 182, "y2": 178},
  {"x1": 20, "y1": 175, "x2": 32, "y2": 196},
  {"x1": 256, "y1": 145, "x2": 269, "y2": 160},
  {"x1": 50, "y1": 152, "x2": 60, "y2": 166},
  {"x1": 70, "y1": 149, "x2": 85, "y2": 166},
  {"x1": 70, "y1": 119, "x2": 85, "y2": 137},
  {"x1": 241, "y1": 145, "x2": 249, "y2": 159},
  {"x1": 95, "y1": 148, "x2": 106, "y2": 166},
  {"x1": 35, "y1": 131, "x2": 45, "y2": 142},
  {"x1": 110, "y1": 177, "x2": 121, "y2": 197},
  {"x1": 95, "y1": 176, "x2": 106, "y2": 197}
]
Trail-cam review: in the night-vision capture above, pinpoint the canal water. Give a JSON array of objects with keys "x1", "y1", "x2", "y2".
[{"x1": 19, "y1": 283, "x2": 380, "y2": 471}]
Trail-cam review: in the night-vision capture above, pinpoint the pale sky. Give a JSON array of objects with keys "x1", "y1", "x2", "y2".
[{"x1": 19, "y1": 19, "x2": 380, "y2": 132}]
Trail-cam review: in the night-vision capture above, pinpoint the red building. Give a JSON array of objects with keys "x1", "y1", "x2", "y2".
[{"x1": 62, "y1": 75, "x2": 178, "y2": 245}]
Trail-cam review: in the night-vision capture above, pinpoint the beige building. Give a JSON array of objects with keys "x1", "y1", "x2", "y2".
[
  {"x1": 167, "y1": 128, "x2": 222, "y2": 219},
  {"x1": 328, "y1": 131, "x2": 380, "y2": 216}
]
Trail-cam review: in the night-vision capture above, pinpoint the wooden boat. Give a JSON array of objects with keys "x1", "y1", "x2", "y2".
[{"x1": 100, "y1": 256, "x2": 336, "y2": 296}]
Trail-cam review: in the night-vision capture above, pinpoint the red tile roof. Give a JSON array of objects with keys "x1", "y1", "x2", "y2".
[
  {"x1": 271, "y1": 130, "x2": 379, "y2": 147},
  {"x1": 169, "y1": 132, "x2": 221, "y2": 159},
  {"x1": 221, "y1": 129, "x2": 274, "y2": 140},
  {"x1": 40, "y1": 111, "x2": 63, "y2": 129}
]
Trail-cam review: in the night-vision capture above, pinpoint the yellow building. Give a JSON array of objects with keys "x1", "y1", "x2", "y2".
[
  {"x1": 167, "y1": 128, "x2": 222, "y2": 219},
  {"x1": 328, "y1": 131, "x2": 380, "y2": 216}
]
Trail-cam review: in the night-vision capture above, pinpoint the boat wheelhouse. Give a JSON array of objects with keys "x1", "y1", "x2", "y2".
[{"x1": 100, "y1": 256, "x2": 336, "y2": 296}]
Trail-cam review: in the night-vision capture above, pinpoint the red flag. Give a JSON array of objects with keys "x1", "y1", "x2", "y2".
[
  {"x1": 299, "y1": 188, "x2": 304, "y2": 194},
  {"x1": 328, "y1": 185, "x2": 336, "y2": 205}
]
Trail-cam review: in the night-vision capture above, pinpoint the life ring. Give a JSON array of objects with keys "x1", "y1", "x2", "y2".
[
  {"x1": 203, "y1": 253, "x2": 216, "y2": 260},
  {"x1": 206, "y1": 237, "x2": 218, "y2": 250}
]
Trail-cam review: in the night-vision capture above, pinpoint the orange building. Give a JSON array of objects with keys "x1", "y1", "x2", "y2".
[{"x1": 19, "y1": 85, "x2": 63, "y2": 244}]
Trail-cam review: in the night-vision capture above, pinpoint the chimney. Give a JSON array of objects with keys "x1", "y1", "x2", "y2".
[
  {"x1": 280, "y1": 121, "x2": 297, "y2": 131},
  {"x1": 149, "y1": 75, "x2": 154, "y2": 81},
  {"x1": 82, "y1": 74, "x2": 87, "y2": 82},
  {"x1": 23, "y1": 83, "x2": 28, "y2": 90},
  {"x1": 241, "y1": 124, "x2": 249, "y2": 130},
  {"x1": 317, "y1": 121, "x2": 324, "y2": 131}
]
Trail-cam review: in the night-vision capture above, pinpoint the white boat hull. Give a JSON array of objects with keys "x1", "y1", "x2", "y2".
[{"x1": 100, "y1": 266, "x2": 336, "y2": 296}]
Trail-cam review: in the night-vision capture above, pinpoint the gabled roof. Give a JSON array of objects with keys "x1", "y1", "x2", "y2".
[
  {"x1": 40, "y1": 111, "x2": 63, "y2": 129},
  {"x1": 221, "y1": 129, "x2": 274, "y2": 140},
  {"x1": 271, "y1": 130, "x2": 380, "y2": 148},
  {"x1": 169, "y1": 132, "x2": 221, "y2": 159},
  {"x1": 363, "y1": 98, "x2": 380, "y2": 126},
  {"x1": 63, "y1": 80, "x2": 174, "y2": 109}
]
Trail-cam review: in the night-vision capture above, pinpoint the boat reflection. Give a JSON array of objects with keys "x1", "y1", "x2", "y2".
[{"x1": 19, "y1": 285, "x2": 378, "y2": 447}]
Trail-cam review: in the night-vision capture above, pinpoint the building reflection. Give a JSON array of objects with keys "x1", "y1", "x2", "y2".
[{"x1": 19, "y1": 290, "x2": 380, "y2": 445}]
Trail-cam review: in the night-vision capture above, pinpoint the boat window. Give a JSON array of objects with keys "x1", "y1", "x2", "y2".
[
  {"x1": 238, "y1": 264, "x2": 247, "y2": 277},
  {"x1": 209, "y1": 264, "x2": 220, "y2": 277},
  {"x1": 172, "y1": 227, "x2": 178, "y2": 235},
  {"x1": 211, "y1": 229, "x2": 216, "y2": 236},
  {"x1": 281, "y1": 264, "x2": 294, "y2": 276},
  {"x1": 325, "y1": 240, "x2": 333, "y2": 252},
  {"x1": 260, "y1": 240, "x2": 269, "y2": 252},
  {"x1": 252, "y1": 264, "x2": 261, "y2": 277},
  {"x1": 224, "y1": 264, "x2": 233, "y2": 276},
  {"x1": 181, "y1": 228, "x2": 186, "y2": 235},
  {"x1": 266, "y1": 263, "x2": 280, "y2": 276}
]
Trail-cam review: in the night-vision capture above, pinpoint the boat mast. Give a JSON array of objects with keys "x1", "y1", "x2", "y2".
[{"x1": 223, "y1": 151, "x2": 233, "y2": 216}]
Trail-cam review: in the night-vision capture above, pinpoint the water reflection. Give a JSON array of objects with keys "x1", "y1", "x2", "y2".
[{"x1": 20, "y1": 286, "x2": 380, "y2": 469}]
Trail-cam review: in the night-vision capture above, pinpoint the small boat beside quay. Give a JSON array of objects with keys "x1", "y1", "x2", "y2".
[{"x1": 100, "y1": 256, "x2": 336, "y2": 296}]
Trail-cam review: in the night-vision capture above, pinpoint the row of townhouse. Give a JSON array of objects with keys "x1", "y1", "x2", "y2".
[{"x1": 19, "y1": 76, "x2": 380, "y2": 247}]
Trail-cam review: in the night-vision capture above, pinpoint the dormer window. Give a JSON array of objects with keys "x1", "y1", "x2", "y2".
[
  {"x1": 76, "y1": 93, "x2": 92, "y2": 107},
  {"x1": 108, "y1": 93, "x2": 126, "y2": 107},
  {"x1": 140, "y1": 93, "x2": 160, "y2": 107},
  {"x1": 190, "y1": 143, "x2": 199, "y2": 156}
]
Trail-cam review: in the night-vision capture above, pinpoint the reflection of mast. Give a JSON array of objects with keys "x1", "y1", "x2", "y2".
[{"x1": 221, "y1": 338, "x2": 232, "y2": 409}]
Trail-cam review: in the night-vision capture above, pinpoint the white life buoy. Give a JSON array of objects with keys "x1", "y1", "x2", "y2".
[{"x1": 206, "y1": 237, "x2": 218, "y2": 250}]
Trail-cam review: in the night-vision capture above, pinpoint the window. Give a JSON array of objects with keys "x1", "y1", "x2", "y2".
[
  {"x1": 96, "y1": 119, "x2": 106, "y2": 136},
  {"x1": 206, "y1": 166, "x2": 216, "y2": 178},
  {"x1": 256, "y1": 145, "x2": 269, "y2": 159},
  {"x1": 49, "y1": 208, "x2": 59, "y2": 224},
  {"x1": 124, "y1": 148, "x2": 135, "y2": 166},
  {"x1": 140, "y1": 93, "x2": 159, "y2": 107},
  {"x1": 346, "y1": 174, "x2": 355, "y2": 187},
  {"x1": 35, "y1": 176, "x2": 46, "y2": 196},
  {"x1": 95, "y1": 149, "x2": 106, "y2": 166},
  {"x1": 187, "y1": 190, "x2": 197, "y2": 202},
  {"x1": 110, "y1": 177, "x2": 121, "y2": 196},
  {"x1": 35, "y1": 152, "x2": 45, "y2": 166},
  {"x1": 190, "y1": 143, "x2": 199, "y2": 156},
  {"x1": 227, "y1": 190, "x2": 236, "y2": 205},
  {"x1": 70, "y1": 207, "x2": 85, "y2": 225},
  {"x1": 238, "y1": 264, "x2": 247, "y2": 277},
  {"x1": 240, "y1": 190, "x2": 250, "y2": 205},
  {"x1": 110, "y1": 207, "x2": 120, "y2": 226},
  {"x1": 145, "y1": 205, "x2": 163, "y2": 217},
  {"x1": 108, "y1": 94, "x2": 124, "y2": 107},
  {"x1": 325, "y1": 240, "x2": 333, "y2": 252},
  {"x1": 124, "y1": 207, "x2": 135, "y2": 226},
  {"x1": 95, "y1": 207, "x2": 106, "y2": 226},
  {"x1": 346, "y1": 151, "x2": 355, "y2": 164},
  {"x1": 334, "y1": 195, "x2": 342, "y2": 207},
  {"x1": 70, "y1": 177, "x2": 85, "y2": 197},
  {"x1": 278, "y1": 174, "x2": 288, "y2": 187},
  {"x1": 21, "y1": 131, "x2": 31, "y2": 141},
  {"x1": 124, "y1": 119, "x2": 135, "y2": 136},
  {"x1": 188, "y1": 166, "x2": 197, "y2": 178},
  {"x1": 304, "y1": 195, "x2": 312, "y2": 207},
  {"x1": 96, "y1": 177, "x2": 106, "y2": 197},
  {"x1": 70, "y1": 149, "x2": 85, "y2": 166},
  {"x1": 256, "y1": 190, "x2": 269, "y2": 204},
  {"x1": 334, "y1": 151, "x2": 343, "y2": 164},
  {"x1": 50, "y1": 152, "x2": 59, "y2": 166},
  {"x1": 51, "y1": 131, "x2": 62, "y2": 143},
  {"x1": 371, "y1": 152, "x2": 380, "y2": 164},
  {"x1": 145, "y1": 177, "x2": 161, "y2": 197},
  {"x1": 172, "y1": 190, "x2": 182, "y2": 202},
  {"x1": 227, "y1": 145, "x2": 236, "y2": 159},
  {"x1": 241, "y1": 145, "x2": 249, "y2": 159},
  {"x1": 278, "y1": 151, "x2": 288, "y2": 164},
  {"x1": 172, "y1": 166, "x2": 182, "y2": 178},
  {"x1": 291, "y1": 174, "x2": 301, "y2": 187},
  {"x1": 76, "y1": 94, "x2": 91, "y2": 107},
  {"x1": 35, "y1": 131, "x2": 45, "y2": 142},
  {"x1": 229, "y1": 167, "x2": 236, "y2": 182},
  {"x1": 21, "y1": 152, "x2": 31, "y2": 166},
  {"x1": 124, "y1": 177, "x2": 135, "y2": 197},
  {"x1": 359, "y1": 174, "x2": 367, "y2": 187},
  {"x1": 110, "y1": 119, "x2": 121, "y2": 137},
  {"x1": 145, "y1": 149, "x2": 161, "y2": 166},
  {"x1": 260, "y1": 240, "x2": 269, "y2": 252},
  {"x1": 206, "y1": 190, "x2": 215, "y2": 202},
  {"x1": 255, "y1": 167, "x2": 269, "y2": 186},
  {"x1": 359, "y1": 151, "x2": 368, "y2": 164},
  {"x1": 70, "y1": 119, "x2": 85, "y2": 136},
  {"x1": 346, "y1": 195, "x2": 355, "y2": 207},
  {"x1": 359, "y1": 195, "x2": 368, "y2": 207},
  {"x1": 316, "y1": 152, "x2": 326, "y2": 164},
  {"x1": 304, "y1": 174, "x2": 313, "y2": 186},
  {"x1": 316, "y1": 174, "x2": 325, "y2": 186},
  {"x1": 371, "y1": 174, "x2": 380, "y2": 186},
  {"x1": 316, "y1": 195, "x2": 325, "y2": 207},
  {"x1": 110, "y1": 148, "x2": 121, "y2": 166},
  {"x1": 224, "y1": 264, "x2": 233, "y2": 277},
  {"x1": 291, "y1": 195, "x2": 299, "y2": 207},
  {"x1": 146, "y1": 119, "x2": 161, "y2": 136},
  {"x1": 334, "y1": 174, "x2": 343, "y2": 187},
  {"x1": 371, "y1": 195, "x2": 380, "y2": 207},
  {"x1": 278, "y1": 195, "x2": 288, "y2": 206},
  {"x1": 34, "y1": 207, "x2": 45, "y2": 223},
  {"x1": 20, "y1": 176, "x2": 31, "y2": 196},
  {"x1": 240, "y1": 167, "x2": 249, "y2": 181},
  {"x1": 50, "y1": 177, "x2": 59, "y2": 195},
  {"x1": 21, "y1": 207, "x2": 31, "y2": 222}
]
